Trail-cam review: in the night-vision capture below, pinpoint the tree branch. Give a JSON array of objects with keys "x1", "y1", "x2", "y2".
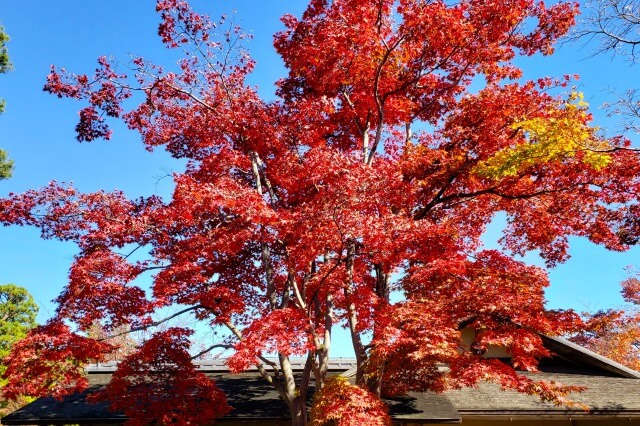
[
  {"x1": 101, "y1": 305, "x2": 203, "y2": 341},
  {"x1": 190, "y1": 343, "x2": 232, "y2": 360}
]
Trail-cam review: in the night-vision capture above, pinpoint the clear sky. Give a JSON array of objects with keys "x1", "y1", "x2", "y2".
[{"x1": 0, "y1": 0, "x2": 638, "y2": 347}]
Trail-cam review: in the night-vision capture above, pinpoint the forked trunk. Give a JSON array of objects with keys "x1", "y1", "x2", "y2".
[{"x1": 290, "y1": 396, "x2": 307, "y2": 426}]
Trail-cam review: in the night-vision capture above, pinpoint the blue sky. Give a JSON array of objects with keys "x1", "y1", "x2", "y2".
[{"x1": 0, "y1": 0, "x2": 638, "y2": 341}]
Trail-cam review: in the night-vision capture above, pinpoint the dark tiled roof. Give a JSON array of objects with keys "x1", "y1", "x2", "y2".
[
  {"x1": 4, "y1": 340, "x2": 640, "y2": 425},
  {"x1": 3, "y1": 373, "x2": 292, "y2": 425},
  {"x1": 1, "y1": 385, "x2": 127, "y2": 425},
  {"x1": 447, "y1": 372, "x2": 640, "y2": 417},
  {"x1": 541, "y1": 335, "x2": 640, "y2": 379},
  {"x1": 2, "y1": 371, "x2": 461, "y2": 425},
  {"x1": 5, "y1": 365, "x2": 639, "y2": 425},
  {"x1": 385, "y1": 391, "x2": 461, "y2": 423}
]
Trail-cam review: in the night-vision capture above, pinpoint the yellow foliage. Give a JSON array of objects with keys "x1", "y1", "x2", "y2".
[{"x1": 475, "y1": 92, "x2": 612, "y2": 179}]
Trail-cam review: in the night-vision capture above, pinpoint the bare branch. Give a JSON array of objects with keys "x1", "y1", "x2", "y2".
[
  {"x1": 568, "y1": 0, "x2": 640, "y2": 63},
  {"x1": 101, "y1": 305, "x2": 203, "y2": 341},
  {"x1": 605, "y1": 87, "x2": 640, "y2": 133},
  {"x1": 190, "y1": 343, "x2": 232, "y2": 360}
]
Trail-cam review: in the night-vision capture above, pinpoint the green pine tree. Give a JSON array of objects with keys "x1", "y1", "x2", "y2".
[
  {"x1": 0, "y1": 25, "x2": 14, "y2": 179},
  {"x1": 0, "y1": 284, "x2": 38, "y2": 371},
  {"x1": 0, "y1": 284, "x2": 38, "y2": 414}
]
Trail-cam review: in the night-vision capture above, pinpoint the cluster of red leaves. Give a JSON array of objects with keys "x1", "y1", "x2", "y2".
[
  {"x1": 572, "y1": 277, "x2": 640, "y2": 371},
  {"x1": 44, "y1": 57, "x2": 129, "y2": 142},
  {"x1": 92, "y1": 328, "x2": 231, "y2": 425},
  {"x1": 227, "y1": 308, "x2": 314, "y2": 373},
  {"x1": 156, "y1": 0, "x2": 219, "y2": 49},
  {"x1": 60, "y1": 250, "x2": 151, "y2": 330},
  {"x1": 310, "y1": 376, "x2": 391, "y2": 426},
  {"x1": 623, "y1": 277, "x2": 640, "y2": 305},
  {"x1": 2, "y1": 321, "x2": 113, "y2": 400},
  {"x1": 369, "y1": 251, "x2": 584, "y2": 402},
  {"x1": 368, "y1": 301, "x2": 461, "y2": 395}
]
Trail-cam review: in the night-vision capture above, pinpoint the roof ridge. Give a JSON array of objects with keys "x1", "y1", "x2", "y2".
[
  {"x1": 86, "y1": 357, "x2": 359, "y2": 373},
  {"x1": 542, "y1": 335, "x2": 640, "y2": 379}
]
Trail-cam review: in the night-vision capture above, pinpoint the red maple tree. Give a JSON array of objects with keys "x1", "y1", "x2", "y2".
[
  {"x1": 2, "y1": 0, "x2": 640, "y2": 425},
  {"x1": 572, "y1": 276, "x2": 640, "y2": 371}
]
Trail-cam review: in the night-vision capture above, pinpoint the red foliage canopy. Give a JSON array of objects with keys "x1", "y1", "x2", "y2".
[
  {"x1": 2, "y1": 0, "x2": 640, "y2": 424},
  {"x1": 2, "y1": 321, "x2": 113, "y2": 400},
  {"x1": 92, "y1": 328, "x2": 230, "y2": 426}
]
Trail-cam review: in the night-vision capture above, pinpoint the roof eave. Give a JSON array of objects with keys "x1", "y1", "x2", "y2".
[{"x1": 542, "y1": 335, "x2": 640, "y2": 379}]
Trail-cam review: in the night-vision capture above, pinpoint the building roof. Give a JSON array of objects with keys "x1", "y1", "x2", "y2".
[
  {"x1": 448, "y1": 369, "x2": 640, "y2": 420},
  {"x1": 541, "y1": 334, "x2": 640, "y2": 379},
  {"x1": 4, "y1": 339, "x2": 640, "y2": 425},
  {"x1": 1, "y1": 369, "x2": 462, "y2": 425}
]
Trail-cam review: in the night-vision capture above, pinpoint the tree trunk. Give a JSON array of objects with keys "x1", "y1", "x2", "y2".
[
  {"x1": 289, "y1": 395, "x2": 308, "y2": 426},
  {"x1": 369, "y1": 264, "x2": 391, "y2": 395}
]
